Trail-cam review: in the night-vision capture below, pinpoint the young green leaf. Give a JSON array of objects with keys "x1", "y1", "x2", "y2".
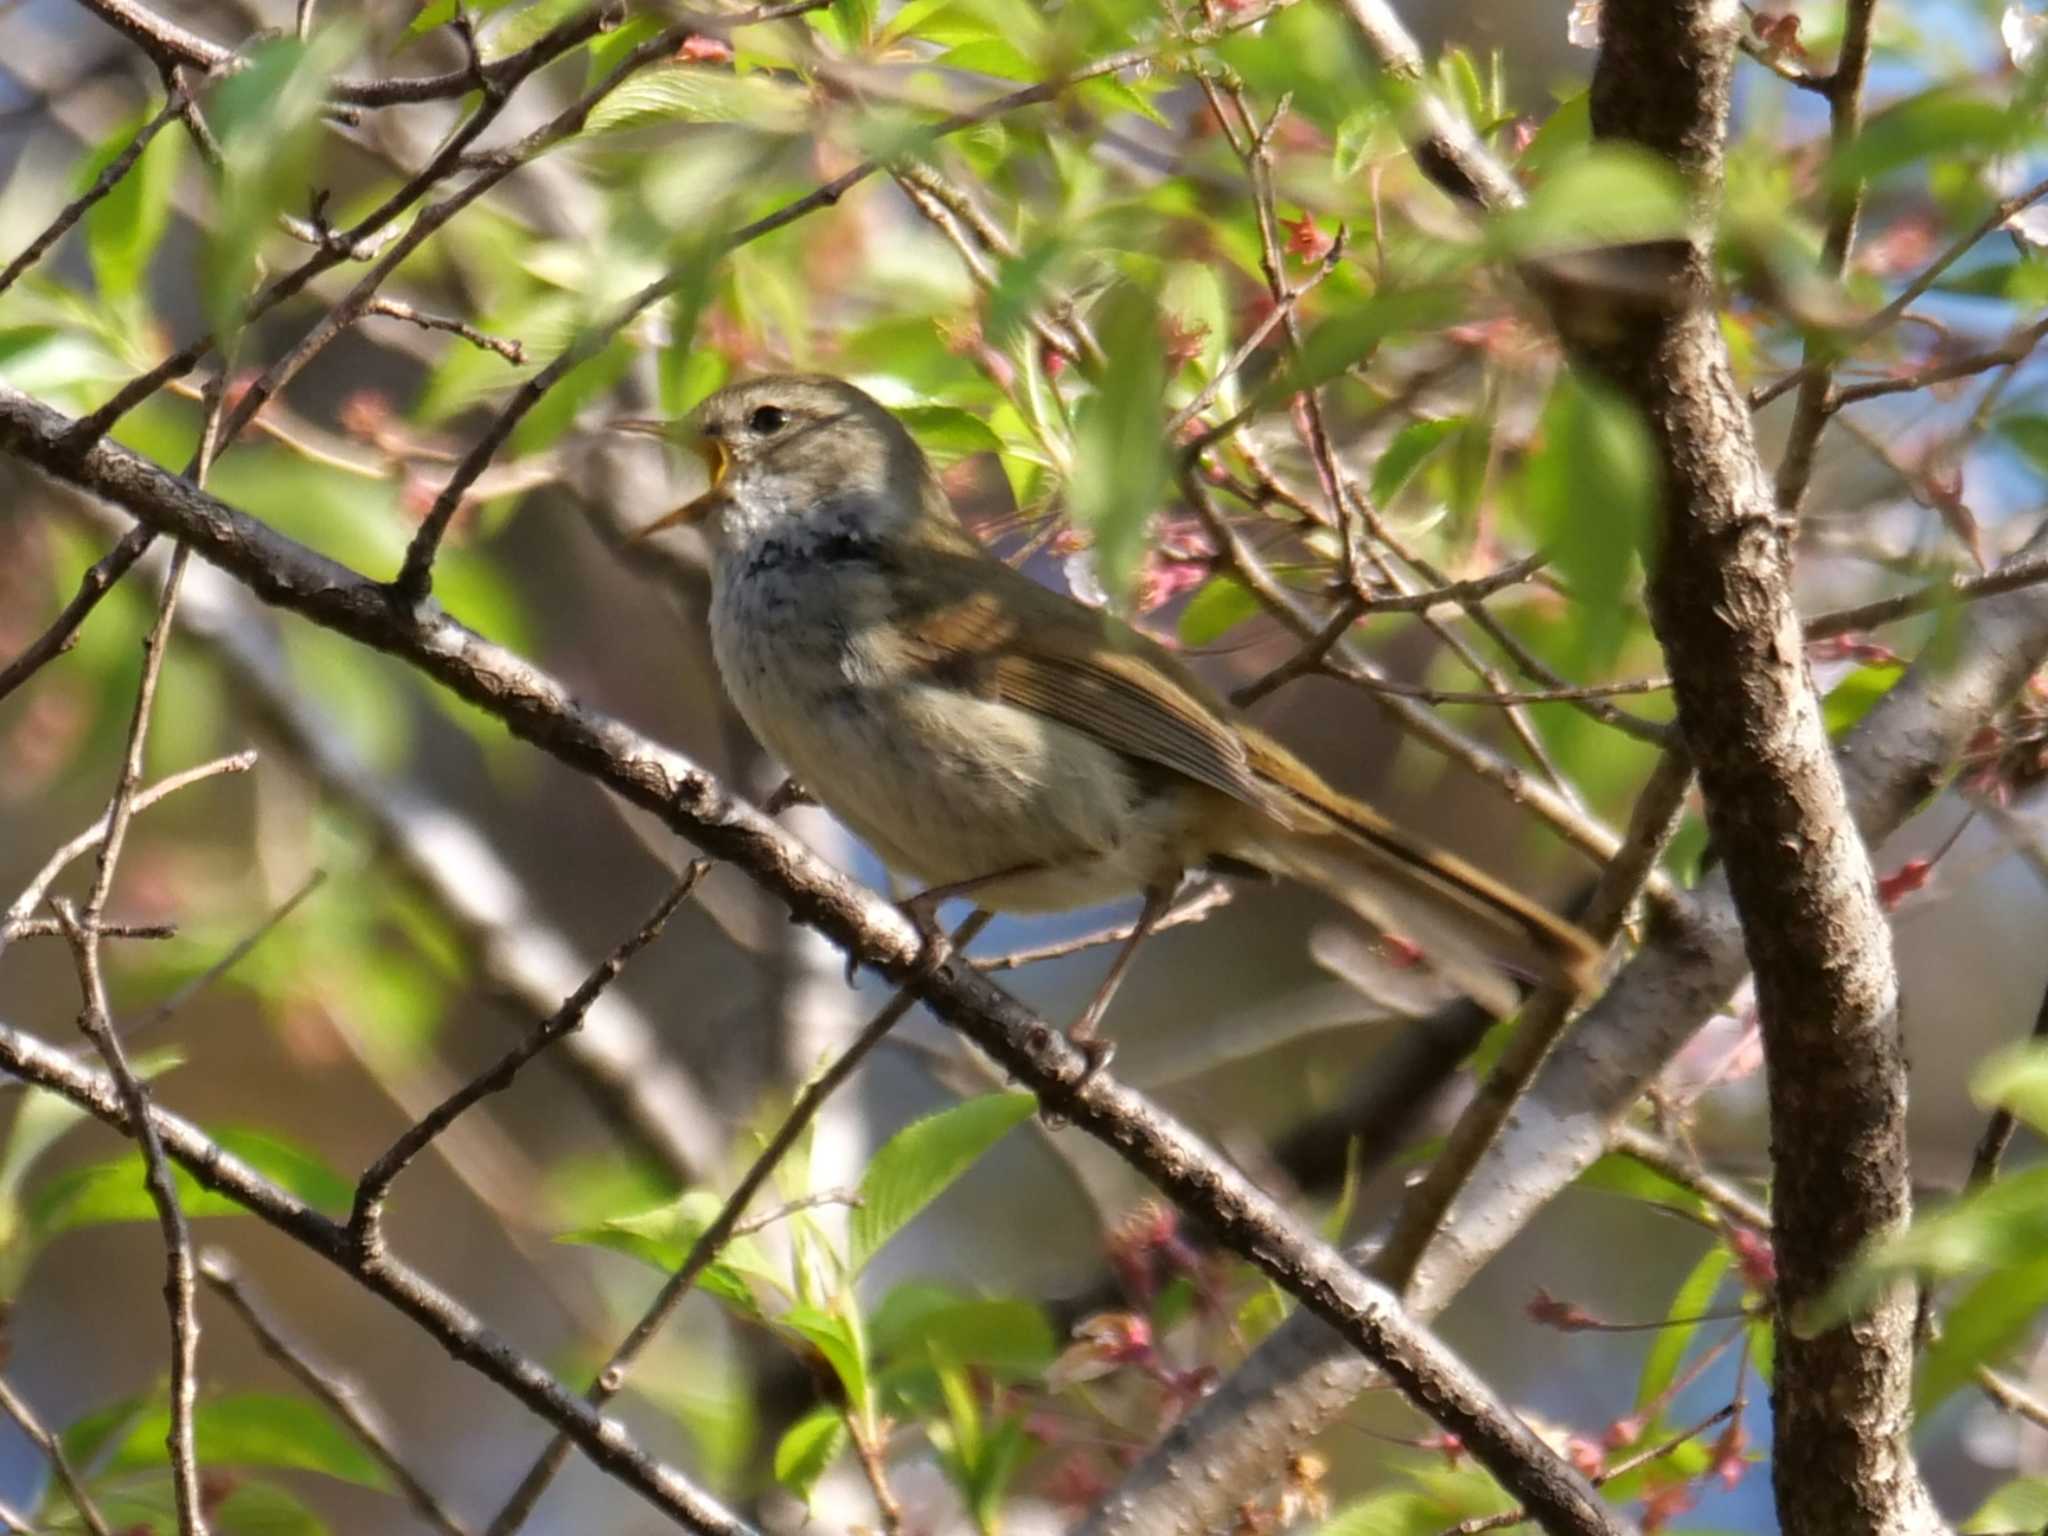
[
  {"x1": 558, "y1": 1189, "x2": 778, "y2": 1314},
  {"x1": 1070, "y1": 283, "x2": 1168, "y2": 608},
  {"x1": 202, "y1": 26, "x2": 359, "y2": 342},
  {"x1": 849, "y1": 1092, "x2": 1035, "y2": 1271},
  {"x1": 82, "y1": 109, "x2": 186, "y2": 306},
  {"x1": 1634, "y1": 1242, "x2": 1731, "y2": 1412},
  {"x1": 772, "y1": 1404, "x2": 847, "y2": 1504},
  {"x1": 898, "y1": 404, "x2": 1005, "y2": 464},
  {"x1": 1518, "y1": 372, "x2": 1658, "y2": 671},
  {"x1": 105, "y1": 1394, "x2": 389, "y2": 1489},
  {"x1": 1914, "y1": 1249, "x2": 2048, "y2": 1413},
  {"x1": 27, "y1": 1126, "x2": 350, "y2": 1244}
]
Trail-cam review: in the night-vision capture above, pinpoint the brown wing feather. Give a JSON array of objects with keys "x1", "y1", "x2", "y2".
[{"x1": 898, "y1": 572, "x2": 1279, "y2": 814}]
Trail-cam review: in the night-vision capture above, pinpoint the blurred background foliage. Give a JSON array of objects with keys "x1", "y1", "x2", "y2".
[{"x1": 10, "y1": 0, "x2": 2048, "y2": 1531}]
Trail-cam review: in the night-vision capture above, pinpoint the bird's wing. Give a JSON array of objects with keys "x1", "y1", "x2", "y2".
[{"x1": 896, "y1": 564, "x2": 1281, "y2": 815}]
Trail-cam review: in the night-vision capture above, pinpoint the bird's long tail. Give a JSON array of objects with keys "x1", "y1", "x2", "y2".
[{"x1": 1237, "y1": 734, "x2": 1601, "y2": 1015}]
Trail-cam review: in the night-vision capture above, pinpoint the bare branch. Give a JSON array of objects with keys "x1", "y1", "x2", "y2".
[
  {"x1": 0, "y1": 750, "x2": 257, "y2": 959},
  {"x1": 0, "y1": 523, "x2": 154, "y2": 704},
  {"x1": 0, "y1": 1019, "x2": 756, "y2": 1536},
  {"x1": 0, "y1": 384, "x2": 1629, "y2": 1536},
  {"x1": 0, "y1": 80, "x2": 186, "y2": 296},
  {"x1": 0, "y1": 1377, "x2": 113, "y2": 1536},
  {"x1": 350, "y1": 869, "x2": 705, "y2": 1251},
  {"x1": 199, "y1": 1252, "x2": 473, "y2": 1536},
  {"x1": 389, "y1": 0, "x2": 1306, "y2": 603},
  {"x1": 483, "y1": 909, "x2": 991, "y2": 1536},
  {"x1": 361, "y1": 296, "x2": 527, "y2": 364}
]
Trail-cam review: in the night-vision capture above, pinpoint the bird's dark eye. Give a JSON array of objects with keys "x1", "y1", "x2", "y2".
[{"x1": 748, "y1": 404, "x2": 787, "y2": 435}]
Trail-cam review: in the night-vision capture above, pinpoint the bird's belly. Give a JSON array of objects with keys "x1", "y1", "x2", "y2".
[{"x1": 713, "y1": 598, "x2": 1190, "y2": 912}]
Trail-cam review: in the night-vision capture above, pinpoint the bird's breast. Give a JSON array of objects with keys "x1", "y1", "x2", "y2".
[{"x1": 707, "y1": 546, "x2": 1206, "y2": 908}]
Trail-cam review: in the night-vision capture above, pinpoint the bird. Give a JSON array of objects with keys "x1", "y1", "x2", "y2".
[{"x1": 623, "y1": 374, "x2": 1598, "y2": 1065}]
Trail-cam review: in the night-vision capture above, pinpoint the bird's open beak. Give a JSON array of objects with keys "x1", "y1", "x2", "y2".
[{"x1": 614, "y1": 418, "x2": 727, "y2": 537}]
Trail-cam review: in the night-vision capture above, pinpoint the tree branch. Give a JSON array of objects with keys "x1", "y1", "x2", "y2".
[
  {"x1": 0, "y1": 382, "x2": 1627, "y2": 1536},
  {"x1": 1583, "y1": 7, "x2": 1934, "y2": 1531}
]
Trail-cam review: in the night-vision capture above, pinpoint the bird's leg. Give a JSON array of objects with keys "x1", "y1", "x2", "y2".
[
  {"x1": 1066, "y1": 883, "x2": 1175, "y2": 1081},
  {"x1": 896, "y1": 862, "x2": 1046, "y2": 975}
]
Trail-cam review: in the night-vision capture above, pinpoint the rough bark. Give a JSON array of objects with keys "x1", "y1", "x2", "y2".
[{"x1": 1583, "y1": 4, "x2": 1934, "y2": 1531}]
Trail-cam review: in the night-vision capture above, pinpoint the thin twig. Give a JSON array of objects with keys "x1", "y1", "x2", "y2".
[
  {"x1": 362, "y1": 297, "x2": 527, "y2": 364},
  {"x1": 0, "y1": 1378, "x2": 113, "y2": 1536},
  {"x1": 1805, "y1": 552, "x2": 2048, "y2": 638},
  {"x1": 128, "y1": 869, "x2": 328, "y2": 1043},
  {"x1": 351, "y1": 867, "x2": 707, "y2": 1250},
  {"x1": 0, "y1": 83, "x2": 187, "y2": 295},
  {"x1": 483, "y1": 911, "x2": 994, "y2": 1536},
  {"x1": 0, "y1": 1018, "x2": 756, "y2": 1536},
  {"x1": 0, "y1": 525, "x2": 156, "y2": 704},
  {"x1": 1371, "y1": 748, "x2": 1694, "y2": 1291},
  {"x1": 0, "y1": 751, "x2": 257, "y2": 957},
  {"x1": 1828, "y1": 317, "x2": 2048, "y2": 409},
  {"x1": 199, "y1": 1252, "x2": 471, "y2": 1536},
  {"x1": 1752, "y1": 171, "x2": 2048, "y2": 413},
  {"x1": 56, "y1": 539, "x2": 206, "y2": 1535}
]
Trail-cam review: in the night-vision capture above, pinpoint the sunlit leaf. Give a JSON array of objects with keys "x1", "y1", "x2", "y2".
[
  {"x1": 1916, "y1": 1249, "x2": 2048, "y2": 1413},
  {"x1": 1069, "y1": 283, "x2": 1167, "y2": 608},
  {"x1": 1517, "y1": 372, "x2": 1657, "y2": 670},
  {"x1": 772, "y1": 1405, "x2": 846, "y2": 1503},
  {"x1": 27, "y1": 1127, "x2": 350, "y2": 1243},
  {"x1": 1635, "y1": 1242, "x2": 1731, "y2": 1411},
  {"x1": 898, "y1": 404, "x2": 1004, "y2": 463},
  {"x1": 850, "y1": 1092, "x2": 1035, "y2": 1271},
  {"x1": 203, "y1": 27, "x2": 359, "y2": 340},
  {"x1": 105, "y1": 1394, "x2": 389, "y2": 1489},
  {"x1": 82, "y1": 107, "x2": 186, "y2": 305},
  {"x1": 1178, "y1": 575, "x2": 1260, "y2": 647}
]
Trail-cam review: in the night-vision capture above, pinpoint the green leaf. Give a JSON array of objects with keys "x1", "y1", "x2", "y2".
[
  {"x1": 82, "y1": 108, "x2": 186, "y2": 305},
  {"x1": 559, "y1": 1189, "x2": 778, "y2": 1313},
  {"x1": 1972, "y1": 1040, "x2": 2048, "y2": 1135},
  {"x1": 940, "y1": 39, "x2": 1039, "y2": 79},
  {"x1": 850, "y1": 1092, "x2": 1035, "y2": 1270},
  {"x1": 213, "y1": 1479, "x2": 330, "y2": 1535},
  {"x1": 1806, "y1": 1165, "x2": 2048, "y2": 1329},
  {"x1": 407, "y1": 0, "x2": 458, "y2": 37},
  {"x1": 779, "y1": 1302, "x2": 870, "y2": 1410},
  {"x1": 869, "y1": 1286, "x2": 1056, "y2": 1373},
  {"x1": 1178, "y1": 576, "x2": 1260, "y2": 647},
  {"x1": 1518, "y1": 91, "x2": 1591, "y2": 178},
  {"x1": 27, "y1": 1127, "x2": 350, "y2": 1243},
  {"x1": 1518, "y1": 372, "x2": 1657, "y2": 671},
  {"x1": 1916, "y1": 1249, "x2": 2048, "y2": 1412},
  {"x1": 985, "y1": 240, "x2": 1066, "y2": 352},
  {"x1": 106, "y1": 1394, "x2": 389, "y2": 1489},
  {"x1": 1998, "y1": 412, "x2": 2048, "y2": 478},
  {"x1": 772, "y1": 1404, "x2": 846, "y2": 1503},
  {"x1": 1493, "y1": 144, "x2": 1691, "y2": 259},
  {"x1": 1070, "y1": 283, "x2": 1167, "y2": 608},
  {"x1": 0, "y1": 1051, "x2": 184, "y2": 1294},
  {"x1": 585, "y1": 68, "x2": 809, "y2": 134},
  {"x1": 1371, "y1": 417, "x2": 1461, "y2": 507},
  {"x1": 1832, "y1": 88, "x2": 2019, "y2": 189},
  {"x1": 60, "y1": 1393, "x2": 151, "y2": 1472},
  {"x1": 1965, "y1": 1477, "x2": 2048, "y2": 1534},
  {"x1": 898, "y1": 404, "x2": 1004, "y2": 464},
  {"x1": 1821, "y1": 660, "x2": 1906, "y2": 737},
  {"x1": 1635, "y1": 1243, "x2": 1730, "y2": 1411},
  {"x1": 1310, "y1": 1490, "x2": 1442, "y2": 1536},
  {"x1": 203, "y1": 27, "x2": 359, "y2": 340}
]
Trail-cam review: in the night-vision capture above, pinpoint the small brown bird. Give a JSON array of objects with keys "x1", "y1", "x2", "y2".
[{"x1": 628, "y1": 375, "x2": 1596, "y2": 1061}]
